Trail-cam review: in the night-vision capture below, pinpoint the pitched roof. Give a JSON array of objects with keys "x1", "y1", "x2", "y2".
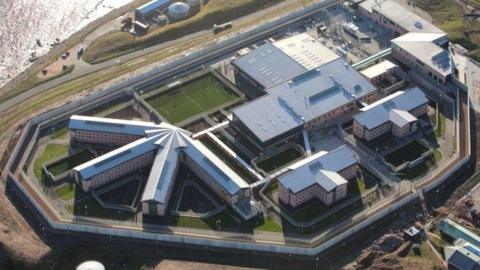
[
  {"x1": 278, "y1": 146, "x2": 356, "y2": 193},
  {"x1": 68, "y1": 115, "x2": 161, "y2": 136},
  {"x1": 353, "y1": 87, "x2": 428, "y2": 130},
  {"x1": 71, "y1": 116, "x2": 249, "y2": 205}
]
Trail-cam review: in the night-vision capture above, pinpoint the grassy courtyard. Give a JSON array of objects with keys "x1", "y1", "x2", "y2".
[
  {"x1": 45, "y1": 150, "x2": 95, "y2": 177},
  {"x1": 33, "y1": 144, "x2": 69, "y2": 180},
  {"x1": 400, "y1": 149, "x2": 443, "y2": 180},
  {"x1": 146, "y1": 74, "x2": 239, "y2": 124},
  {"x1": 384, "y1": 141, "x2": 429, "y2": 167},
  {"x1": 256, "y1": 147, "x2": 303, "y2": 173}
]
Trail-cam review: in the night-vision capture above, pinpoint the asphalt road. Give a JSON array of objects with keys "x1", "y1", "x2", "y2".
[{"x1": 0, "y1": 0, "x2": 339, "y2": 114}]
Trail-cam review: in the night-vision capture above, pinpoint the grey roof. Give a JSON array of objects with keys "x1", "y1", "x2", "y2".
[
  {"x1": 371, "y1": 0, "x2": 445, "y2": 34},
  {"x1": 353, "y1": 87, "x2": 428, "y2": 130},
  {"x1": 233, "y1": 58, "x2": 377, "y2": 143},
  {"x1": 232, "y1": 33, "x2": 340, "y2": 89},
  {"x1": 233, "y1": 42, "x2": 307, "y2": 89},
  {"x1": 68, "y1": 115, "x2": 161, "y2": 137},
  {"x1": 278, "y1": 146, "x2": 357, "y2": 193},
  {"x1": 445, "y1": 240, "x2": 480, "y2": 270},
  {"x1": 136, "y1": 0, "x2": 171, "y2": 15},
  {"x1": 71, "y1": 116, "x2": 249, "y2": 205},
  {"x1": 392, "y1": 33, "x2": 451, "y2": 77}
]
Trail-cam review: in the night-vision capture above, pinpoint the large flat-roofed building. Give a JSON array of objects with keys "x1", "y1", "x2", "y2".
[
  {"x1": 232, "y1": 57, "x2": 377, "y2": 149},
  {"x1": 232, "y1": 33, "x2": 340, "y2": 95},
  {"x1": 353, "y1": 87, "x2": 429, "y2": 141},
  {"x1": 359, "y1": 0, "x2": 451, "y2": 84},
  {"x1": 360, "y1": 0, "x2": 447, "y2": 38},
  {"x1": 70, "y1": 116, "x2": 261, "y2": 220},
  {"x1": 391, "y1": 33, "x2": 451, "y2": 85},
  {"x1": 277, "y1": 146, "x2": 358, "y2": 207}
]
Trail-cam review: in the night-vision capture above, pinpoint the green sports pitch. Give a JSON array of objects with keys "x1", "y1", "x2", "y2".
[{"x1": 146, "y1": 74, "x2": 239, "y2": 124}]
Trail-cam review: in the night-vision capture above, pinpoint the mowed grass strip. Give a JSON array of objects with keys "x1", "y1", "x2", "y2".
[
  {"x1": 46, "y1": 150, "x2": 95, "y2": 177},
  {"x1": 146, "y1": 75, "x2": 238, "y2": 124},
  {"x1": 33, "y1": 144, "x2": 69, "y2": 180}
]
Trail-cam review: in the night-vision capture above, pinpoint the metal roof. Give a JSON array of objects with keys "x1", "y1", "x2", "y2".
[
  {"x1": 68, "y1": 115, "x2": 161, "y2": 136},
  {"x1": 233, "y1": 42, "x2": 306, "y2": 89},
  {"x1": 233, "y1": 58, "x2": 376, "y2": 143},
  {"x1": 232, "y1": 33, "x2": 340, "y2": 89},
  {"x1": 136, "y1": 0, "x2": 171, "y2": 16},
  {"x1": 273, "y1": 33, "x2": 340, "y2": 70},
  {"x1": 371, "y1": 0, "x2": 445, "y2": 34},
  {"x1": 353, "y1": 87, "x2": 428, "y2": 130},
  {"x1": 70, "y1": 116, "x2": 249, "y2": 205},
  {"x1": 392, "y1": 33, "x2": 451, "y2": 77},
  {"x1": 360, "y1": 60, "x2": 397, "y2": 79},
  {"x1": 445, "y1": 239, "x2": 480, "y2": 270},
  {"x1": 278, "y1": 146, "x2": 357, "y2": 194},
  {"x1": 440, "y1": 218, "x2": 480, "y2": 249}
]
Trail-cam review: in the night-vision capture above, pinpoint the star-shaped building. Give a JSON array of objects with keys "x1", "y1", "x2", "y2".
[{"x1": 68, "y1": 115, "x2": 261, "y2": 220}]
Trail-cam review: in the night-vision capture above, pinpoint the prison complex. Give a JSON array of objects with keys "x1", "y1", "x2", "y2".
[{"x1": 231, "y1": 34, "x2": 378, "y2": 149}]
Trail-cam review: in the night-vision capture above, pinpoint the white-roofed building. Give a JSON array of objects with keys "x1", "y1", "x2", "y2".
[
  {"x1": 277, "y1": 146, "x2": 358, "y2": 207},
  {"x1": 353, "y1": 87, "x2": 429, "y2": 141},
  {"x1": 232, "y1": 33, "x2": 340, "y2": 95},
  {"x1": 359, "y1": 0, "x2": 452, "y2": 85},
  {"x1": 70, "y1": 116, "x2": 261, "y2": 220},
  {"x1": 360, "y1": 60, "x2": 398, "y2": 83},
  {"x1": 391, "y1": 32, "x2": 452, "y2": 85}
]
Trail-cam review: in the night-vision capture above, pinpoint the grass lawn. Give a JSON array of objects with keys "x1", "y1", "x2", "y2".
[
  {"x1": 434, "y1": 105, "x2": 447, "y2": 138},
  {"x1": 57, "y1": 183, "x2": 75, "y2": 201},
  {"x1": 46, "y1": 150, "x2": 95, "y2": 177},
  {"x1": 83, "y1": 0, "x2": 285, "y2": 63},
  {"x1": 256, "y1": 147, "x2": 303, "y2": 173},
  {"x1": 254, "y1": 217, "x2": 283, "y2": 232},
  {"x1": 146, "y1": 74, "x2": 239, "y2": 124},
  {"x1": 292, "y1": 200, "x2": 327, "y2": 223},
  {"x1": 400, "y1": 149, "x2": 443, "y2": 180},
  {"x1": 416, "y1": 0, "x2": 480, "y2": 61},
  {"x1": 384, "y1": 141, "x2": 428, "y2": 167},
  {"x1": 33, "y1": 144, "x2": 69, "y2": 180},
  {"x1": 72, "y1": 196, "x2": 136, "y2": 221},
  {"x1": 173, "y1": 211, "x2": 236, "y2": 230}
]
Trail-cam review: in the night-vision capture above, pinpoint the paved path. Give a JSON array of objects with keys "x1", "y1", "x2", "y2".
[{"x1": 0, "y1": 0, "x2": 314, "y2": 114}]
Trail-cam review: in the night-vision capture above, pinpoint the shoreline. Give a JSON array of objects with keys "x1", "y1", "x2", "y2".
[{"x1": 0, "y1": 0, "x2": 148, "y2": 97}]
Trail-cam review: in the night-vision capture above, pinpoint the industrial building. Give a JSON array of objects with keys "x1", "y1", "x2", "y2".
[
  {"x1": 445, "y1": 239, "x2": 480, "y2": 270},
  {"x1": 232, "y1": 33, "x2": 340, "y2": 95},
  {"x1": 277, "y1": 146, "x2": 358, "y2": 208},
  {"x1": 359, "y1": 0, "x2": 451, "y2": 85},
  {"x1": 353, "y1": 87, "x2": 429, "y2": 141},
  {"x1": 135, "y1": 0, "x2": 171, "y2": 22},
  {"x1": 232, "y1": 56, "x2": 377, "y2": 149},
  {"x1": 69, "y1": 115, "x2": 261, "y2": 220}
]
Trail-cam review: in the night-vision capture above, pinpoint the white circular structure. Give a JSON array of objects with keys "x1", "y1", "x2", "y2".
[
  {"x1": 76, "y1": 261, "x2": 105, "y2": 270},
  {"x1": 168, "y1": 2, "x2": 191, "y2": 20}
]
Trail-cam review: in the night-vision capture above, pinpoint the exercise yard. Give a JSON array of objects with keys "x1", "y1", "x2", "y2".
[
  {"x1": 146, "y1": 74, "x2": 239, "y2": 124},
  {"x1": 384, "y1": 141, "x2": 429, "y2": 167}
]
